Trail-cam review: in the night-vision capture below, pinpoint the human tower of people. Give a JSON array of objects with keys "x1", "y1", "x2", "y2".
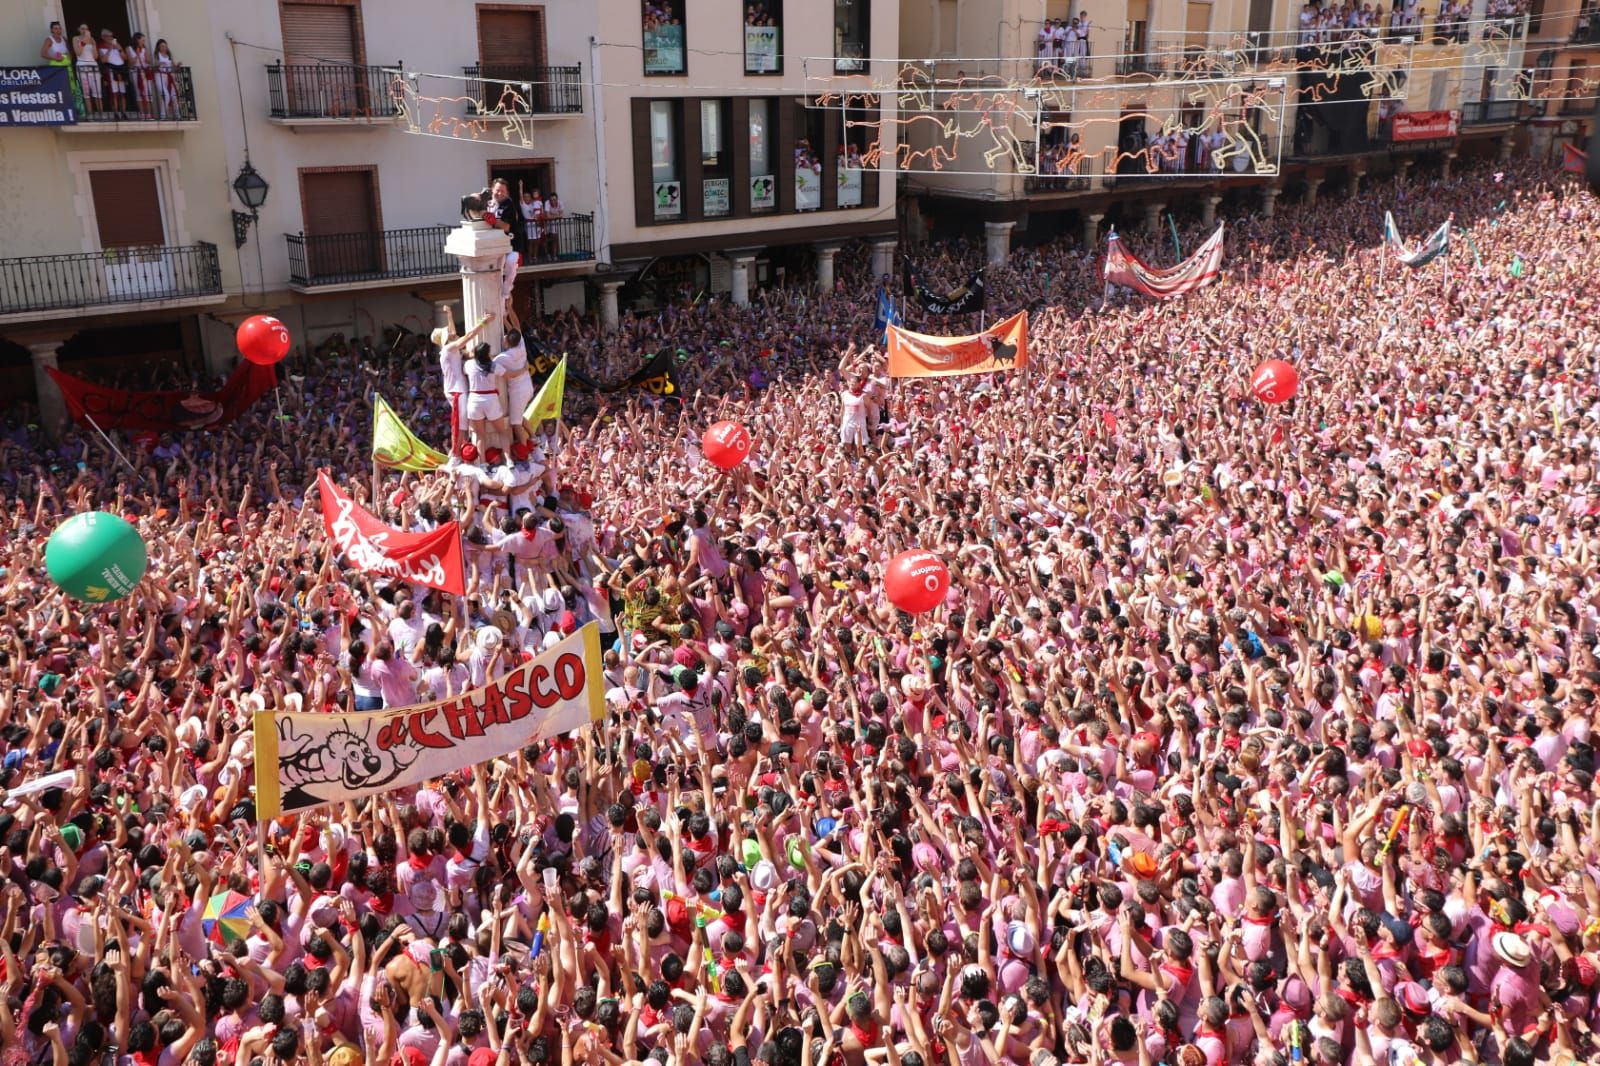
[{"x1": 1, "y1": 155, "x2": 1599, "y2": 1066}]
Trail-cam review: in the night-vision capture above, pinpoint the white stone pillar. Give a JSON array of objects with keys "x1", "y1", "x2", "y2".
[
  {"x1": 29, "y1": 342, "x2": 66, "y2": 440},
  {"x1": 983, "y1": 221, "x2": 1014, "y2": 267},
  {"x1": 1082, "y1": 212, "x2": 1104, "y2": 248},
  {"x1": 1143, "y1": 202, "x2": 1166, "y2": 233},
  {"x1": 1303, "y1": 178, "x2": 1322, "y2": 205},
  {"x1": 1496, "y1": 135, "x2": 1514, "y2": 162},
  {"x1": 870, "y1": 239, "x2": 897, "y2": 282},
  {"x1": 1261, "y1": 185, "x2": 1280, "y2": 219},
  {"x1": 1348, "y1": 168, "x2": 1364, "y2": 197},
  {"x1": 1395, "y1": 158, "x2": 1413, "y2": 182},
  {"x1": 730, "y1": 255, "x2": 755, "y2": 307},
  {"x1": 1441, "y1": 151, "x2": 1457, "y2": 180},
  {"x1": 814, "y1": 245, "x2": 839, "y2": 293},
  {"x1": 1199, "y1": 196, "x2": 1221, "y2": 227},
  {"x1": 598, "y1": 281, "x2": 623, "y2": 333},
  {"x1": 444, "y1": 220, "x2": 511, "y2": 358}
]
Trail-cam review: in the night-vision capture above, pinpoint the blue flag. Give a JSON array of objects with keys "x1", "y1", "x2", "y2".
[{"x1": 874, "y1": 288, "x2": 901, "y2": 344}]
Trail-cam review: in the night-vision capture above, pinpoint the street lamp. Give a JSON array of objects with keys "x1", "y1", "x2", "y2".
[{"x1": 231, "y1": 158, "x2": 270, "y2": 248}]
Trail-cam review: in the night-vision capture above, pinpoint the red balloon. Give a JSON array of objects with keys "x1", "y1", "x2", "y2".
[
  {"x1": 884, "y1": 550, "x2": 950, "y2": 614},
  {"x1": 702, "y1": 421, "x2": 752, "y2": 470},
  {"x1": 237, "y1": 314, "x2": 292, "y2": 366},
  {"x1": 1251, "y1": 359, "x2": 1299, "y2": 404}
]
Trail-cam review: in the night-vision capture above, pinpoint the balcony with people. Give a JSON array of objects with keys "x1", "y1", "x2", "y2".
[{"x1": 36, "y1": 22, "x2": 198, "y2": 131}]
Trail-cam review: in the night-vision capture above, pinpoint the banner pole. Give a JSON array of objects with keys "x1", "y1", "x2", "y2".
[
  {"x1": 372, "y1": 460, "x2": 380, "y2": 510},
  {"x1": 83, "y1": 413, "x2": 141, "y2": 482},
  {"x1": 1168, "y1": 213, "x2": 1183, "y2": 259}
]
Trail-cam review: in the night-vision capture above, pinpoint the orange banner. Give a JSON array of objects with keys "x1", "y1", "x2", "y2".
[{"x1": 886, "y1": 311, "x2": 1028, "y2": 379}]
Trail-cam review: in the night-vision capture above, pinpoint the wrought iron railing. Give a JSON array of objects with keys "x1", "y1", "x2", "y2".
[
  {"x1": 267, "y1": 63, "x2": 400, "y2": 119},
  {"x1": 1463, "y1": 98, "x2": 1519, "y2": 123},
  {"x1": 461, "y1": 65, "x2": 583, "y2": 115},
  {"x1": 287, "y1": 226, "x2": 454, "y2": 286},
  {"x1": 1024, "y1": 147, "x2": 1097, "y2": 192},
  {"x1": 0, "y1": 243, "x2": 221, "y2": 315},
  {"x1": 520, "y1": 214, "x2": 595, "y2": 264},
  {"x1": 287, "y1": 216, "x2": 595, "y2": 286},
  {"x1": 74, "y1": 64, "x2": 197, "y2": 122}
]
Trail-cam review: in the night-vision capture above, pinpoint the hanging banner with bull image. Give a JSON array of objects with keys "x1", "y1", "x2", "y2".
[
  {"x1": 886, "y1": 311, "x2": 1029, "y2": 379},
  {"x1": 253, "y1": 623, "x2": 605, "y2": 818}
]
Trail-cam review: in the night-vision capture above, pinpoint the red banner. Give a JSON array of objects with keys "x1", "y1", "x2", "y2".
[
  {"x1": 48, "y1": 360, "x2": 277, "y2": 433},
  {"x1": 1563, "y1": 143, "x2": 1589, "y2": 174},
  {"x1": 1390, "y1": 110, "x2": 1460, "y2": 143},
  {"x1": 317, "y1": 472, "x2": 466, "y2": 596}
]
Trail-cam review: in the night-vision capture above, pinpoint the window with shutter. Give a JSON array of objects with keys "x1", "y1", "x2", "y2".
[
  {"x1": 300, "y1": 168, "x2": 379, "y2": 281},
  {"x1": 477, "y1": 7, "x2": 547, "y2": 111},
  {"x1": 1185, "y1": 1, "x2": 1211, "y2": 48},
  {"x1": 89, "y1": 169, "x2": 166, "y2": 249},
  {"x1": 280, "y1": 2, "x2": 360, "y2": 64}
]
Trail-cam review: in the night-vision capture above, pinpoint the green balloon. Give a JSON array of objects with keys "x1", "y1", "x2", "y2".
[{"x1": 45, "y1": 512, "x2": 147, "y2": 603}]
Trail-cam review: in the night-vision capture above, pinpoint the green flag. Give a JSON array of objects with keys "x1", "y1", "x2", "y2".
[
  {"x1": 523, "y1": 356, "x2": 566, "y2": 431},
  {"x1": 372, "y1": 393, "x2": 446, "y2": 472},
  {"x1": 1509, "y1": 255, "x2": 1524, "y2": 279}
]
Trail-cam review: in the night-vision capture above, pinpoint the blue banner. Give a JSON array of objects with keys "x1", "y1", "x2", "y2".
[{"x1": 0, "y1": 66, "x2": 78, "y2": 126}]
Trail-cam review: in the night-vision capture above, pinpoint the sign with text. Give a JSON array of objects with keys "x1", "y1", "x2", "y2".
[
  {"x1": 744, "y1": 25, "x2": 780, "y2": 72},
  {"x1": 1391, "y1": 109, "x2": 1460, "y2": 142},
  {"x1": 653, "y1": 180, "x2": 682, "y2": 219},
  {"x1": 795, "y1": 167, "x2": 822, "y2": 211},
  {"x1": 254, "y1": 623, "x2": 605, "y2": 817},
  {"x1": 0, "y1": 66, "x2": 77, "y2": 126},
  {"x1": 838, "y1": 166, "x2": 863, "y2": 207},
  {"x1": 703, "y1": 177, "x2": 730, "y2": 217},
  {"x1": 751, "y1": 174, "x2": 776, "y2": 210}
]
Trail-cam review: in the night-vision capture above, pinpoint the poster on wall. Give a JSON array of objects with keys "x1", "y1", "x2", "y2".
[
  {"x1": 0, "y1": 66, "x2": 77, "y2": 126},
  {"x1": 795, "y1": 168, "x2": 822, "y2": 211},
  {"x1": 751, "y1": 174, "x2": 776, "y2": 210},
  {"x1": 644, "y1": 23, "x2": 686, "y2": 75},
  {"x1": 745, "y1": 25, "x2": 780, "y2": 72},
  {"x1": 653, "y1": 181, "x2": 682, "y2": 219},
  {"x1": 838, "y1": 167, "x2": 863, "y2": 207},
  {"x1": 703, "y1": 178, "x2": 731, "y2": 216}
]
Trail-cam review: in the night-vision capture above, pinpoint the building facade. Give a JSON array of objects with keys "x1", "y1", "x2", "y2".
[
  {"x1": 589, "y1": 0, "x2": 901, "y2": 316},
  {"x1": 4, "y1": 0, "x2": 903, "y2": 429},
  {"x1": 896, "y1": 0, "x2": 1538, "y2": 256}
]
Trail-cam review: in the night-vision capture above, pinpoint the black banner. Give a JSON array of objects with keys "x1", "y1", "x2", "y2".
[
  {"x1": 903, "y1": 261, "x2": 985, "y2": 315},
  {"x1": 568, "y1": 349, "x2": 680, "y2": 397},
  {"x1": 0, "y1": 66, "x2": 77, "y2": 126}
]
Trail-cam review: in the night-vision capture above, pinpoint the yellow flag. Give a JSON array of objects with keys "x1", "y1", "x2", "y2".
[
  {"x1": 523, "y1": 356, "x2": 566, "y2": 431},
  {"x1": 372, "y1": 393, "x2": 447, "y2": 472}
]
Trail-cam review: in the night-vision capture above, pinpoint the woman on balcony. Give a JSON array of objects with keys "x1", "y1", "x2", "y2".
[
  {"x1": 541, "y1": 194, "x2": 564, "y2": 260},
  {"x1": 98, "y1": 30, "x2": 128, "y2": 119},
  {"x1": 73, "y1": 24, "x2": 102, "y2": 116},
  {"x1": 154, "y1": 39, "x2": 179, "y2": 119},
  {"x1": 127, "y1": 32, "x2": 154, "y2": 120}
]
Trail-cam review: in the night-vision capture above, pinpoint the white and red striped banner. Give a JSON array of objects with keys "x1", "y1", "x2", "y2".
[{"x1": 1104, "y1": 223, "x2": 1226, "y2": 300}]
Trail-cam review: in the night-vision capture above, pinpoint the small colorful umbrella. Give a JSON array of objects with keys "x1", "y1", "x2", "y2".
[{"x1": 202, "y1": 891, "x2": 253, "y2": 946}]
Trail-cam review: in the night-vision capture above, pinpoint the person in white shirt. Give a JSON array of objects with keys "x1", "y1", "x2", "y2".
[
  {"x1": 462, "y1": 342, "x2": 506, "y2": 449},
  {"x1": 433, "y1": 309, "x2": 492, "y2": 453},
  {"x1": 494, "y1": 317, "x2": 535, "y2": 446},
  {"x1": 839, "y1": 376, "x2": 869, "y2": 454},
  {"x1": 480, "y1": 442, "x2": 544, "y2": 517}
]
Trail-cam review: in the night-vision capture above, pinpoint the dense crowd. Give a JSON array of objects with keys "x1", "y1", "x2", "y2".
[{"x1": 1, "y1": 155, "x2": 1598, "y2": 1066}]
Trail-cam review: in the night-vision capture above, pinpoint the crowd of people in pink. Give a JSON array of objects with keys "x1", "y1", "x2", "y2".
[{"x1": 1, "y1": 155, "x2": 1598, "y2": 1066}]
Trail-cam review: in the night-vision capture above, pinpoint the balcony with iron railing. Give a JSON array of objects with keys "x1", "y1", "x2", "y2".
[
  {"x1": 461, "y1": 65, "x2": 583, "y2": 116},
  {"x1": 59, "y1": 65, "x2": 198, "y2": 131},
  {"x1": 1462, "y1": 98, "x2": 1520, "y2": 123},
  {"x1": 286, "y1": 215, "x2": 595, "y2": 290},
  {"x1": 0, "y1": 243, "x2": 223, "y2": 321},
  {"x1": 267, "y1": 63, "x2": 400, "y2": 122},
  {"x1": 1024, "y1": 146, "x2": 1098, "y2": 193}
]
